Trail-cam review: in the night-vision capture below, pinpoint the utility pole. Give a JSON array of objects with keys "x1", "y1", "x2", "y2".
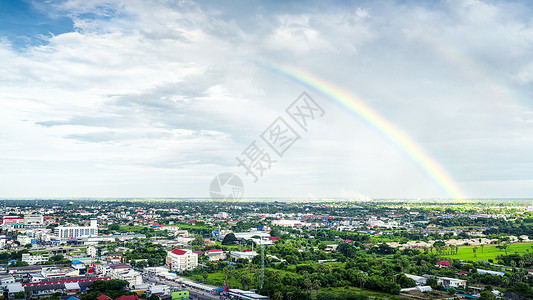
[{"x1": 260, "y1": 237, "x2": 265, "y2": 290}]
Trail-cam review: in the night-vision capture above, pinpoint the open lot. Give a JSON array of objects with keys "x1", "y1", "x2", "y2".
[{"x1": 444, "y1": 242, "x2": 533, "y2": 262}]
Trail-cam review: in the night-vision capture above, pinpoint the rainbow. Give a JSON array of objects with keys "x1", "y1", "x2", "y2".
[{"x1": 260, "y1": 62, "x2": 465, "y2": 201}]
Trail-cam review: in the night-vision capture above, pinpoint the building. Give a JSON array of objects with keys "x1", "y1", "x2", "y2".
[
  {"x1": 404, "y1": 274, "x2": 427, "y2": 286},
  {"x1": 24, "y1": 214, "x2": 44, "y2": 225},
  {"x1": 204, "y1": 249, "x2": 226, "y2": 262},
  {"x1": 2, "y1": 216, "x2": 24, "y2": 227},
  {"x1": 477, "y1": 269, "x2": 505, "y2": 276},
  {"x1": 54, "y1": 219, "x2": 98, "y2": 242},
  {"x1": 436, "y1": 277, "x2": 467, "y2": 289},
  {"x1": 22, "y1": 253, "x2": 50, "y2": 265},
  {"x1": 230, "y1": 250, "x2": 258, "y2": 261},
  {"x1": 87, "y1": 246, "x2": 97, "y2": 258},
  {"x1": 435, "y1": 260, "x2": 451, "y2": 268},
  {"x1": 166, "y1": 249, "x2": 198, "y2": 272},
  {"x1": 271, "y1": 220, "x2": 310, "y2": 228}
]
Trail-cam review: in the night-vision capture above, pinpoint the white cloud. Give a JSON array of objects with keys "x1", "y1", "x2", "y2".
[{"x1": 2, "y1": 0, "x2": 533, "y2": 198}]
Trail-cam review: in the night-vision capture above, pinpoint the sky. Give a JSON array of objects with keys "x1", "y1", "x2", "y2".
[{"x1": 1, "y1": 0, "x2": 533, "y2": 200}]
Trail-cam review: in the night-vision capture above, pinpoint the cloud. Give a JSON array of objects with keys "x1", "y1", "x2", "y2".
[{"x1": 2, "y1": 0, "x2": 533, "y2": 198}]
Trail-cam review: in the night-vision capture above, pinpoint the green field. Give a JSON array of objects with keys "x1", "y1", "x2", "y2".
[{"x1": 444, "y1": 242, "x2": 533, "y2": 262}]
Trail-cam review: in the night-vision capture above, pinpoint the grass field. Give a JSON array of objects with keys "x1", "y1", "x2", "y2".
[{"x1": 443, "y1": 242, "x2": 533, "y2": 262}]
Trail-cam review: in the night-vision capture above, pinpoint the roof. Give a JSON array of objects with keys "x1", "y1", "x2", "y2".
[
  {"x1": 115, "y1": 295, "x2": 140, "y2": 300},
  {"x1": 192, "y1": 251, "x2": 204, "y2": 255},
  {"x1": 64, "y1": 282, "x2": 80, "y2": 290},
  {"x1": 109, "y1": 263, "x2": 131, "y2": 269},
  {"x1": 269, "y1": 237, "x2": 281, "y2": 240},
  {"x1": 171, "y1": 249, "x2": 187, "y2": 255},
  {"x1": 205, "y1": 249, "x2": 223, "y2": 253},
  {"x1": 72, "y1": 260, "x2": 85, "y2": 265},
  {"x1": 66, "y1": 297, "x2": 80, "y2": 300},
  {"x1": 97, "y1": 295, "x2": 113, "y2": 300},
  {"x1": 436, "y1": 260, "x2": 451, "y2": 265}
]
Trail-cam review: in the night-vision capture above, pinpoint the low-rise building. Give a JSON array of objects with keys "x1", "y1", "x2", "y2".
[
  {"x1": 437, "y1": 277, "x2": 467, "y2": 289},
  {"x1": 204, "y1": 249, "x2": 226, "y2": 262}
]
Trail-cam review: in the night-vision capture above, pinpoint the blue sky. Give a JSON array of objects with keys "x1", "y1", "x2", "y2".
[
  {"x1": 0, "y1": 0, "x2": 73, "y2": 48},
  {"x1": 1, "y1": 0, "x2": 533, "y2": 199}
]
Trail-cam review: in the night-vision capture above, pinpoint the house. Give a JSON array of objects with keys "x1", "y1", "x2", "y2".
[
  {"x1": 166, "y1": 249, "x2": 198, "y2": 272},
  {"x1": 107, "y1": 253, "x2": 123, "y2": 264},
  {"x1": 0, "y1": 275, "x2": 15, "y2": 288},
  {"x1": 325, "y1": 245, "x2": 338, "y2": 252},
  {"x1": 435, "y1": 260, "x2": 451, "y2": 268},
  {"x1": 204, "y1": 249, "x2": 226, "y2": 262},
  {"x1": 109, "y1": 263, "x2": 132, "y2": 277},
  {"x1": 477, "y1": 269, "x2": 505, "y2": 276},
  {"x1": 97, "y1": 294, "x2": 113, "y2": 300},
  {"x1": 456, "y1": 270, "x2": 468, "y2": 276},
  {"x1": 115, "y1": 295, "x2": 141, "y2": 300},
  {"x1": 64, "y1": 282, "x2": 81, "y2": 294},
  {"x1": 436, "y1": 277, "x2": 467, "y2": 289},
  {"x1": 404, "y1": 274, "x2": 426, "y2": 286},
  {"x1": 230, "y1": 250, "x2": 258, "y2": 261},
  {"x1": 6, "y1": 283, "x2": 25, "y2": 298}
]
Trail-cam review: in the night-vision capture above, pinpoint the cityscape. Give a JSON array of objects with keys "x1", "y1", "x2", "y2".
[{"x1": 2, "y1": 0, "x2": 533, "y2": 300}]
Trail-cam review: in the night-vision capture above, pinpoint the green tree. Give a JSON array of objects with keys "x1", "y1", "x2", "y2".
[
  {"x1": 222, "y1": 233, "x2": 238, "y2": 245},
  {"x1": 478, "y1": 291, "x2": 497, "y2": 300},
  {"x1": 192, "y1": 235, "x2": 205, "y2": 246}
]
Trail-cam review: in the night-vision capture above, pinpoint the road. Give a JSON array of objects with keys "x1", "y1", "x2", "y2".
[{"x1": 143, "y1": 275, "x2": 220, "y2": 300}]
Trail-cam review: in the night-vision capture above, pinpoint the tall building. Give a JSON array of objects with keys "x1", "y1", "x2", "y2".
[
  {"x1": 54, "y1": 218, "x2": 98, "y2": 242},
  {"x1": 166, "y1": 249, "x2": 198, "y2": 271}
]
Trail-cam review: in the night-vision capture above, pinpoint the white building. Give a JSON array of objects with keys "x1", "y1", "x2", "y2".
[
  {"x1": 87, "y1": 246, "x2": 97, "y2": 258},
  {"x1": 54, "y1": 219, "x2": 98, "y2": 242},
  {"x1": 230, "y1": 250, "x2": 258, "y2": 260},
  {"x1": 17, "y1": 235, "x2": 32, "y2": 246},
  {"x1": 477, "y1": 269, "x2": 505, "y2": 276},
  {"x1": 233, "y1": 231, "x2": 270, "y2": 240},
  {"x1": 22, "y1": 253, "x2": 50, "y2": 265},
  {"x1": 24, "y1": 214, "x2": 43, "y2": 225},
  {"x1": 115, "y1": 269, "x2": 143, "y2": 287},
  {"x1": 271, "y1": 220, "x2": 310, "y2": 227},
  {"x1": 166, "y1": 249, "x2": 198, "y2": 272},
  {"x1": 437, "y1": 277, "x2": 467, "y2": 289},
  {"x1": 404, "y1": 274, "x2": 427, "y2": 286}
]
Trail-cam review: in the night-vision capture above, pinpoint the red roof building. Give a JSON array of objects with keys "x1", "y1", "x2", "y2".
[
  {"x1": 115, "y1": 295, "x2": 140, "y2": 300},
  {"x1": 171, "y1": 249, "x2": 187, "y2": 255},
  {"x1": 204, "y1": 249, "x2": 223, "y2": 253},
  {"x1": 436, "y1": 260, "x2": 451, "y2": 268},
  {"x1": 97, "y1": 295, "x2": 113, "y2": 300}
]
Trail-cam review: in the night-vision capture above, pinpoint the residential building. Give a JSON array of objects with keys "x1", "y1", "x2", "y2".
[
  {"x1": 166, "y1": 249, "x2": 198, "y2": 271},
  {"x1": 436, "y1": 277, "x2": 467, "y2": 289},
  {"x1": 204, "y1": 249, "x2": 226, "y2": 262},
  {"x1": 230, "y1": 250, "x2": 258, "y2": 260},
  {"x1": 22, "y1": 253, "x2": 50, "y2": 265}
]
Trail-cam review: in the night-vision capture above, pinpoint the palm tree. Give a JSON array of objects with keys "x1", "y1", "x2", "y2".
[{"x1": 473, "y1": 247, "x2": 478, "y2": 258}]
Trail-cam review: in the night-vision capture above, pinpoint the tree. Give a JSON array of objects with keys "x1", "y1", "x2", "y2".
[
  {"x1": 473, "y1": 247, "x2": 478, "y2": 258},
  {"x1": 202, "y1": 271, "x2": 208, "y2": 282},
  {"x1": 14, "y1": 291, "x2": 25, "y2": 299},
  {"x1": 426, "y1": 277, "x2": 438, "y2": 287},
  {"x1": 478, "y1": 291, "x2": 497, "y2": 300},
  {"x1": 192, "y1": 235, "x2": 205, "y2": 246},
  {"x1": 108, "y1": 224, "x2": 120, "y2": 231},
  {"x1": 222, "y1": 233, "x2": 238, "y2": 245}
]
